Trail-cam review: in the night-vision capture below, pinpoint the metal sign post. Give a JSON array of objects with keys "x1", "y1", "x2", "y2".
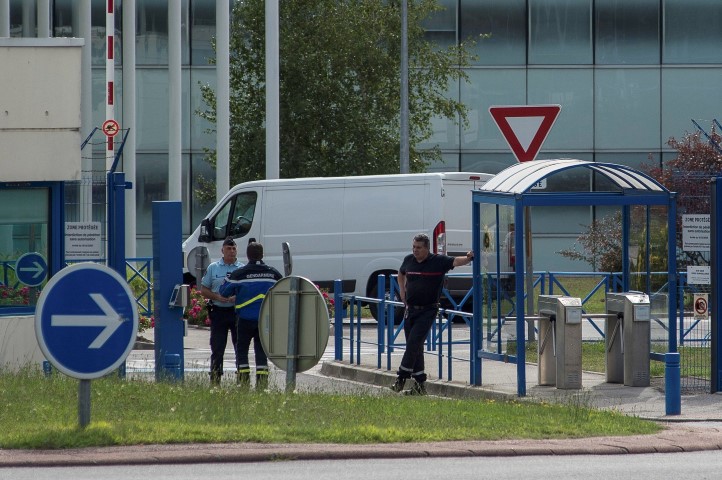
[{"x1": 259, "y1": 276, "x2": 330, "y2": 392}]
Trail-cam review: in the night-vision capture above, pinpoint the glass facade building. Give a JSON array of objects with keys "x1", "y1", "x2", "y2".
[{"x1": 4, "y1": 0, "x2": 722, "y2": 259}]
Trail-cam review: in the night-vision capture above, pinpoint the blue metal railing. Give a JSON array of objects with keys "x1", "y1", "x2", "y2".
[{"x1": 333, "y1": 271, "x2": 692, "y2": 407}]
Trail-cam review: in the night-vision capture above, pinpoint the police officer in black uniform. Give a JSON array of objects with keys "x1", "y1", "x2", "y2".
[{"x1": 390, "y1": 233, "x2": 473, "y2": 395}]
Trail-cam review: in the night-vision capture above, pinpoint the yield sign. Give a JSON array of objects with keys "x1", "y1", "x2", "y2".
[{"x1": 489, "y1": 105, "x2": 561, "y2": 162}]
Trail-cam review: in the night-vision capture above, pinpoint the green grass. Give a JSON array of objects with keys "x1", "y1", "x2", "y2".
[{"x1": 0, "y1": 368, "x2": 660, "y2": 449}]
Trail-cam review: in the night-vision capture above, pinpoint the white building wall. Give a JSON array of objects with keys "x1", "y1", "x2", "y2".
[
  {"x1": 0, "y1": 317, "x2": 44, "y2": 370},
  {"x1": 0, "y1": 38, "x2": 82, "y2": 182}
]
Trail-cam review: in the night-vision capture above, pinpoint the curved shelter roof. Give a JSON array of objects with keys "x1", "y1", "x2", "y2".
[{"x1": 480, "y1": 159, "x2": 667, "y2": 195}]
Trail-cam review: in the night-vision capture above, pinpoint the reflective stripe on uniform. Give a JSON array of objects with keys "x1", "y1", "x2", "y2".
[{"x1": 235, "y1": 293, "x2": 266, "y2": 310}]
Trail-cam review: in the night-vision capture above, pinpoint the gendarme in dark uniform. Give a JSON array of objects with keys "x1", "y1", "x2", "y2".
[
  {"x1": 219, "y1": 242, "x2": 282, "y2": 389},
  {"x1": 391, "y1": 233, "x2": 473, "y2": 395}
]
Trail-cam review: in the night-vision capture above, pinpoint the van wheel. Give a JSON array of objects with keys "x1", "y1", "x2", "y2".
[{"x1": 367, "y1": 274, "x2": 404, "y2": 324}]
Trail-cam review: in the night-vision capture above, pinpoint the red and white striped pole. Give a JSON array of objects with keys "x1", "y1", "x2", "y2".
[{"x1": 106, "y1": 0, "x2": 115, "y2": 168}]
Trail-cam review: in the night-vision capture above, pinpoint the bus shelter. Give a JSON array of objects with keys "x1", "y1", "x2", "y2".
[{"x1": 470, "y1": 159, "x2": 678, "y2": 398}]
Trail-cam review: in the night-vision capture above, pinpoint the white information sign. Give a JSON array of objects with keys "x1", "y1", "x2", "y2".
[
  {"x1": 65, "y1": 222, "x2": 102, "y2": 259},
  {"x1": 687, "y1": 265, "x2": 711, "y2": 285},
  {"x1": 682, "y1": 214, "x2": 710, "y2": 251}
]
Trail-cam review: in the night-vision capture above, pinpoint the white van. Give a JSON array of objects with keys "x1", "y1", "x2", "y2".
[{"x1": 182, "y1": 172, "x2": 494, "y2": 316}]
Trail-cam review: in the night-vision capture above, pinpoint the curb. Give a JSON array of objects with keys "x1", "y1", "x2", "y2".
[{"x1": 1, "y1": 423, "x2": 721, "y2": 467}]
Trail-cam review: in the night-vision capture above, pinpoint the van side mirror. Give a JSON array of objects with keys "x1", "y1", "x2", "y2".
[{"x1": 199, "y1": 219, "x2": 212, "y2": 243}]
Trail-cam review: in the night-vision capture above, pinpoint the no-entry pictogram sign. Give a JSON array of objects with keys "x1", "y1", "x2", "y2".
[
  {"x1": 102, "y1": 119, "x2": 120, "y2": 138},
  {"x1": 489, "y1": 105, "x2": 561, "y2": 162}
]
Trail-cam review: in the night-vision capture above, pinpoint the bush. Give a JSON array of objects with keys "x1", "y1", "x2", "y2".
[{"x1": 185, "y1": 286, "x2": 210, "y2": 327}]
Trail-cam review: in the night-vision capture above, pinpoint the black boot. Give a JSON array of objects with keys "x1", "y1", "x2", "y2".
[
  {"x1": 209, "y1": 371, "x2": 221, "y2": 387},
  {"x1": 237, "y1": 369, "x2": 251, "y2": 388},
  {"x1": 390, "y1": 377, "x2": 406, "y2": 393},
  {"x1": 404, "y1": 379, "x2": 427, "y2": 396},
  {"x1": 255, "y1": 371, "x2": 269, "y2": 391}
]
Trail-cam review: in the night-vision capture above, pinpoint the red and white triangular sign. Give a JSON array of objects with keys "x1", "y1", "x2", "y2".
[{"x1": 489, "y1": 105, "x2": 561, "y2": 162}]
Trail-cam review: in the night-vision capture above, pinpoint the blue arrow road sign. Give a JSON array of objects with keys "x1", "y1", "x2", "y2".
[
  {"x1": 35, "y1": 263, "x2": 138, "y2": 379},
  {"x1": 15, "y1": 252, "x2": 47, "y2": 287}
]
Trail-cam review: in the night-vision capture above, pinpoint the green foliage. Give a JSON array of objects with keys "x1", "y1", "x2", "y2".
[
  {"x1": 0, "y1": 369, "x2": 659, "y2": 449},
  {"x1": 198, "y1": 0, "x2": 475, "y2": 200},
  {"x1": 557, "y1": 212, "x2": 623, "y2": 272}
]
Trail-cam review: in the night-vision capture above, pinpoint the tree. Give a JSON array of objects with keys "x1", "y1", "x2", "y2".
[
  {"x1": 198, "y1": 0, "x2": 475, "y2": 199},
  {"x1": 558, "y1": 211, "x2": 622, "y2": 273},
  {"x1": 642, "y1": 127, "x2": 722, "y2": 269}
]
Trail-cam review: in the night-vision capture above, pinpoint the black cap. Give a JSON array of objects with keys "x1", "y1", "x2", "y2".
[{"x1": 223, "y1": 236, "x2": 236, "y2": 247}]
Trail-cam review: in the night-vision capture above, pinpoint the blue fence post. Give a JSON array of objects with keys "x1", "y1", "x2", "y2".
[
  {"x1": 665, "y1": 352, "x2": 681, "y2": 415},
  {"x1": 107, "y1": 171, "x2": 132, "y2": 378},
  {"x1": 152, "y1": 201, "x2": 185, "y2": 382},
  {"x1": 334, "y1": 279, "x2": 342, "y2": 361},
  {"x1": 712, "y1": 178, "x2": 722, "y2": 392}
]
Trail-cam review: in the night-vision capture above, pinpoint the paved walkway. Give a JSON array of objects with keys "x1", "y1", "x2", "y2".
[{"x1": 2, "y1": 325, "x2": 721, "y2": 467}]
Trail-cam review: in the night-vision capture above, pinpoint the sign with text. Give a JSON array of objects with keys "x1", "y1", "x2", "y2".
[
  {"x1": 682, "y1": 214, "x2": 710, "y2": 251},
  {"x1": 687, "y1": 265, "x2": 711, "y2": 285},
  {"x1": 65, "y1": 222, "x2": 102, "y2": 259}
]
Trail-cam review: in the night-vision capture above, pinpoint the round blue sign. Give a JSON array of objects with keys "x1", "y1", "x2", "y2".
[
  {"x1": 15, "y1": 252, "x2": 48, "y2": 287},
  {"x1": 35, "y1": 263, "x2": 138, "y2": 379}
]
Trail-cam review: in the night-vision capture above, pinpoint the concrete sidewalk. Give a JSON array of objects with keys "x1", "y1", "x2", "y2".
[{"x1": 2, "y1": 324, "x2": 720, "y2": 467}]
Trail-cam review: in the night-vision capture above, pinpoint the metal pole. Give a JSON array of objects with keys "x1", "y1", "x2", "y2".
[
  {"x1": 285, "y1": 276, "x2": 300, "y2": 391},
  {"x1": 266, "y1": 0, "x2": 280, "y2": 179},
  {"x1": 524, "y1": 207, "x2": 534, "y2": 341},
  {"x1": 123, "y1": 0, "x2": 137, "y2": 257},
  {"x1": 399, "y1": 0, "x2": 409, "y2": 174},
  {"x1": 78, "y1": 380, "x2": 91, "y2": 429},
  {"x1": 168, "y1": 0, "x2": 182, "y2": 200},
  {"x1": 711, "y1": 179, "x2": 721, "y2": 393},
  {"x1": 216, "y1": 0, "x2": 231, "y2": 199}
]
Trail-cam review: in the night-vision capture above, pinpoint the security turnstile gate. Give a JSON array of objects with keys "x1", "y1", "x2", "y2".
[
  {"x1": 606, "y1": 292, "x2": 651, "y2": 387},
  {"x1": 537, "y1": 295, "x2": 583, "y2": 389}
]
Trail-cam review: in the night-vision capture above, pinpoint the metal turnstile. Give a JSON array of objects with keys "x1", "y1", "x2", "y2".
[
  {"x1": 537, "y1": 295, "x2": 583, "y2": 389},
  {"x1": 605, "y1": 292, "x2": 651, "y2": 387}
]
